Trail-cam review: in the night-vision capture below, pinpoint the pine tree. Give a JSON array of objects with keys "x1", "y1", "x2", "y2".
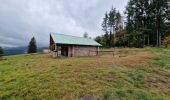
[
  {"x1": 102, "y1": 12, "x2": 109, "y2": 33},
  {"x1": 104, "y1": 32, "x2": 110, "y2": 47},
  {"x1": 0, "y1": 47, "x2": 4, "y2": 56},
  {"x1": 27, "y1": 37, "x2": 37, "y2": 53},
  {"x1": 165, "y1": 1, "x2": 170, "y2": 36},
  {"x1": 108, "y1": 8, "x2": 116, "y2": 47},
  {"x1": 102, "y1": 12, "x2": 110, "y2": 47},
  {"x1": 151, "y1": 0, "x2": 168, "y2": 47},
  {"x1": 115, "y1": 11, "x2": 122, "y2": 32}
]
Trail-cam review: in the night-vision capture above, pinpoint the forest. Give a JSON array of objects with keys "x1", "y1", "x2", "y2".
[{"x1": 95, "y1": 0, "x2": 170, "y2": 48}]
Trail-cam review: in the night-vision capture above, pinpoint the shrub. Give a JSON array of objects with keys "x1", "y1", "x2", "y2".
[
  {"x1": 116, "y1": 89, "x2": 126, "y2": 97},
  {"x1": 162, "y1": 35, "x2": 170, "y2": 48},
  {"x1": 102, "y1": 90, "x2": 111, "y2": 100}
]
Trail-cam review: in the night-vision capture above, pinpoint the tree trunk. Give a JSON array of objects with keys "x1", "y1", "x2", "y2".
[
  {"x1": 109, "y1": 32, "x2": 112, "y2": 47},
  {"x1": 148, "y1": 35, "x2": 150, "y2": 45},
  {"x1": 159, "y1": 33, "x2": 161, "y2": 47},
  {"x1": 144, "y1": 35, "x2": 145, "y2": 46},
  {"x1": 157, "y1": 28, "x2": 159, "y2": 47}
]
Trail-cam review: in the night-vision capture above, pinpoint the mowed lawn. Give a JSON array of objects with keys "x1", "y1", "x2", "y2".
[{"x1": 0, "y1": 48, "x2": 170, "y2": 100}]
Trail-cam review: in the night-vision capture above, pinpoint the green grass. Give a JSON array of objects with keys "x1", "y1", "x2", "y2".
[
  {"x1": 0, "y1": 48, "x2": 170, "y2": 100},
  {"x1": 153, "y1": 56, "x2": 170, "y2": 68}
]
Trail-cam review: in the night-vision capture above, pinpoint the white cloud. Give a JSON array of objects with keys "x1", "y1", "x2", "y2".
[{"x1": 0, "y1": 0, "x2": 128, "y2": 47}]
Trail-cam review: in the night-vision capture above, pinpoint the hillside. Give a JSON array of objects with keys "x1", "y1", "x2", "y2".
[
  {"x1": 0, "y1": 48, "x2": 170, "y2": 100},
  {"x1": 3, "y1": 47, "x2": 47, "y2": 56}
]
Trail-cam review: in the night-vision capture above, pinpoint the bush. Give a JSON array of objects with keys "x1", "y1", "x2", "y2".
[
  {"x1": 116, "y1": 89, "x2": 126, "y2": 97},
  {"x1": 128, "y1": 31, "x2": 144, "y2": 48},
  {"x1": 162, "y1": 35, "x2": 170, "y2": 48},
  {"x1": 102, "y1": 90, "x2": 111, "y2": 100}
]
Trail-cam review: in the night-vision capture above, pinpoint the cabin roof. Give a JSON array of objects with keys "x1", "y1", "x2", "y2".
[{"x1": 50, "y1": 33, "x2": 102, "y2": 46}]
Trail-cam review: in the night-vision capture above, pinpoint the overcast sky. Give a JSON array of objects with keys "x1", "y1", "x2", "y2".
[{"x1": 0, "y1": 0, "x2": 128, "y2": 47}]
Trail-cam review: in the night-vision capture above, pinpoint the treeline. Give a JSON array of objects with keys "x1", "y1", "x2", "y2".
[
  {"x1": 126, "y1": 0, "x2": 169, "y2": 47},
  {"x1": 96, "y1": 0, "x2": 170, "y2": 48}
]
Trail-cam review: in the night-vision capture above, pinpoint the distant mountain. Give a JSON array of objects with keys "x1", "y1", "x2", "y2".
[
  {"x1": 4, "y1": 47, "x2": 27, "y2": 56},
  {"x1": 4, "y1": 47, "x2": 48, "y2": 56}
]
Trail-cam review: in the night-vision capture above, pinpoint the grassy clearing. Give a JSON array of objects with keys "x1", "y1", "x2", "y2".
[{"x1": 0, "y1": 47, "x2": 170, "y2": 100}]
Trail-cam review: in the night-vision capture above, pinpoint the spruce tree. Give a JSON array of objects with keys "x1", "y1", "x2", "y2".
[
  {"x1": 102, "y1": 12, "x2": 109, "y2": 33},
  {"x1": 165, "y1": 1, "x2": 170, "y2": 35},
  {"x1": 0, "y1": 47, "x2": 4, "y2": 56},
  {"x1": 151, "y1": 0, "x2": 168, "y2": 47},
  {"x1": 108, "y1": 8, "x2": 116, "y2": 47},
  {"x1": 27, "y1": 37, "x2": 37, "y2": 53},
  {"x1": 102, "y1": 12, "x2": 110, "y2": 47}
]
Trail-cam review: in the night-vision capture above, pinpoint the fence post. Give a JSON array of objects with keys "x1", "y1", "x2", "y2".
[{"x1": 97, "y1": 46, "x2": 99, "y2": 56}]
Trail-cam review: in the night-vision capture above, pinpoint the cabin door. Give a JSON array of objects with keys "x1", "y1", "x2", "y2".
[{"x1": 61, "y1": 47, "x2": 68, "y2": 56}]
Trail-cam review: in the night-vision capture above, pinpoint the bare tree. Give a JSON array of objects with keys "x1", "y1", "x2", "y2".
[{"x1": 83, "y1": 32, "x2": 89, "y2": 38}]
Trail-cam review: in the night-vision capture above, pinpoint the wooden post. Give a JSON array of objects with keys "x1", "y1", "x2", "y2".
[
  {"x1": 71, "y1": 45, "x2": 74, "y2": 57},
  {"x1": 144, "y1": 35, "x2": 145, "y2": 46},
  {"x1": 57, "y1": 46, "x2": 58, "y2": 57},
  {"x1": 55, "y1": 44, "x2": 57, "y2": 51},
  {"x1": 55, "y1": 44, "x2": 57, "y2": 57},
  {"x1": 88, "y1": 50, "x2": 90, "y2": 56},
  {"x1": 148, "y1": 35, "x2": 150, "y2": 46},
  {"x1": 97, "y1": 46, "x2": 99, "y2": 56}
]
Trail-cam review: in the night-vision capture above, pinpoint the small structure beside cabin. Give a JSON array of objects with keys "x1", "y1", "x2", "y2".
[{"x1": 49, "y1": 33, "x2": 102, "y2": 57}]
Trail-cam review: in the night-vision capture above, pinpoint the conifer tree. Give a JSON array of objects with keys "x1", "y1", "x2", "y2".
[
  {"x1": 0, "y1": 47, "x2": 4, "y2": 56},
  {"x1": 27, "y1": 37, "x2": 37, "y2": 53}
]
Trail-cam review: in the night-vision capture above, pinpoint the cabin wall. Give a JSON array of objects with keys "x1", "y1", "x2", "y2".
[
  {"x1": 50, "y1": 45, "x2": 98, "y2": 57},
  {"x1": 72, "y1": 46, "x2": 98, "y2": 57},
  {"x1": 68, "y1": 46, "x2": 73, "y2": 57},
  {"x1": 51, "y1": 51, "x2": 57, "y2": 57}
]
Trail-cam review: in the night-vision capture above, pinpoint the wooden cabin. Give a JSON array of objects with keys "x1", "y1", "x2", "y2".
[{"x1": 49, "y1": 33, "x2": 101, "y2": 57}]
